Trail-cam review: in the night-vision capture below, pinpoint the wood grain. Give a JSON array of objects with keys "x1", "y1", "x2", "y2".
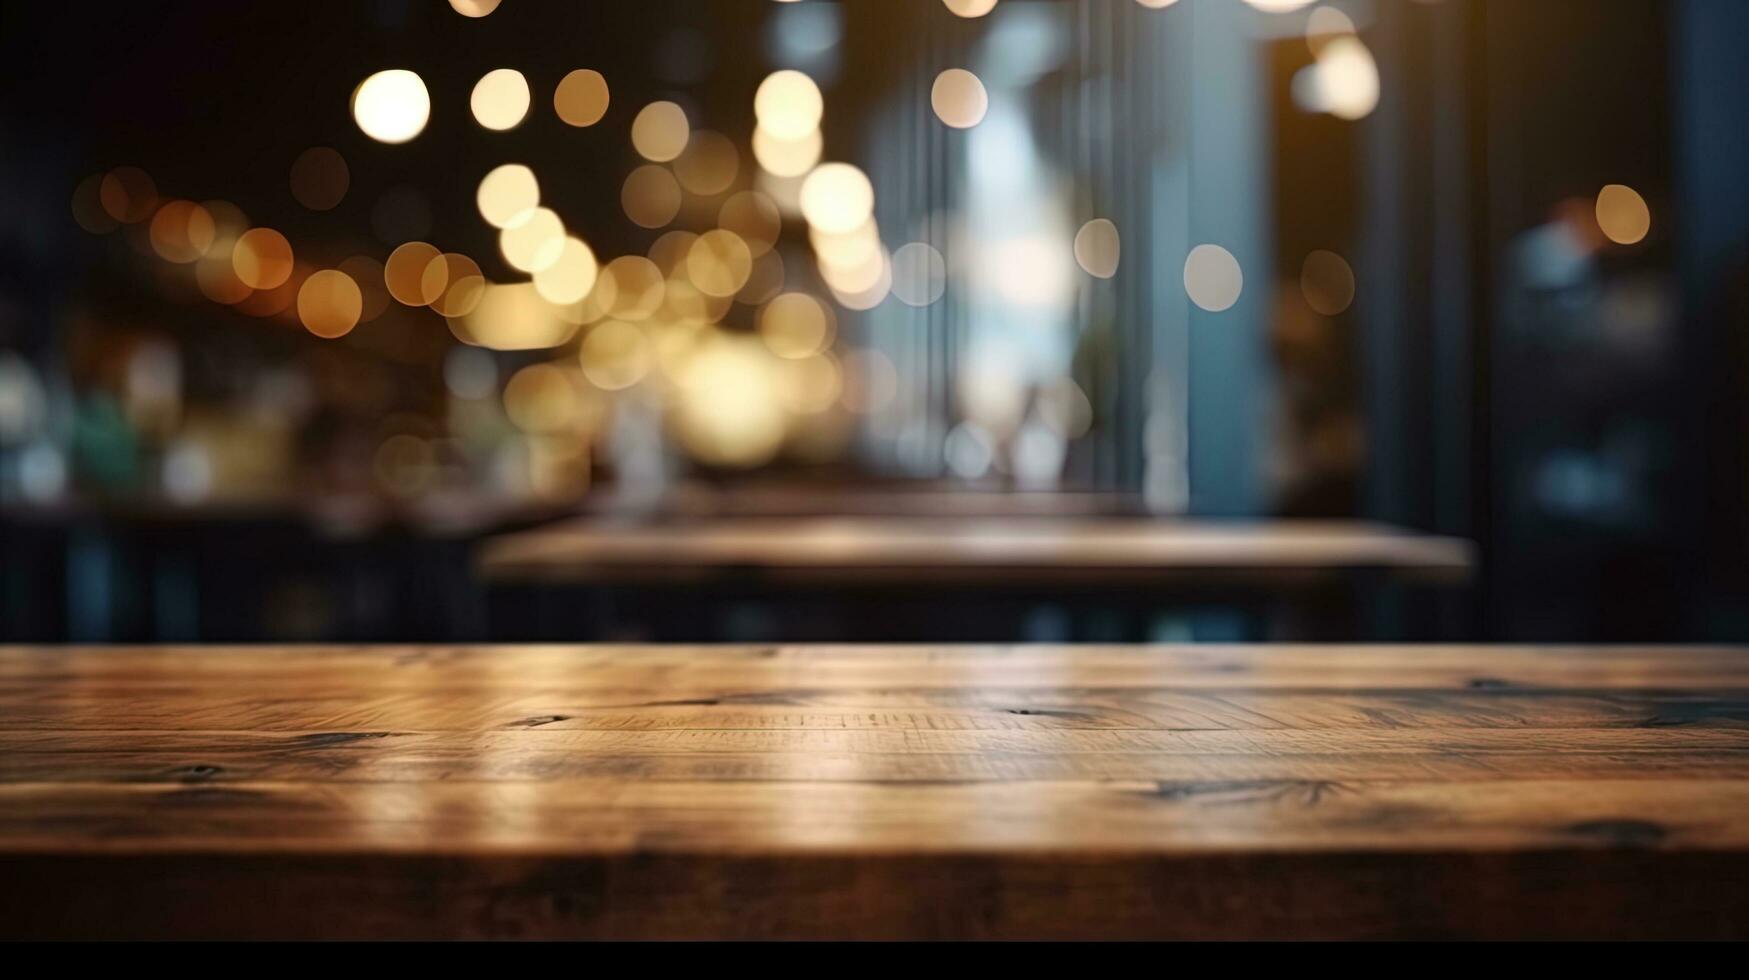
[
  {"x1": 2, "y1": 643, "x2": 1746, "y2": 939},
  {"x1": 478, "y1": 517, "x2": 1476, "y2": 586}
]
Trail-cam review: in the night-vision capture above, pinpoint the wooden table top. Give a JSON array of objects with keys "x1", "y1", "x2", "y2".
[
  {"x1": 3, "y1": 643, "x2": 1746, "y2": 939},
  {"x1": 479, "y1": 516, "x2": 1476, "y2": 587}
]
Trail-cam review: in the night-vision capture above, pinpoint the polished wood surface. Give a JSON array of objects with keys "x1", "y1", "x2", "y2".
[
  {"x1": 479, "y1": 516, "x2": 1476, "y2": 586},
  {"x1": 3, "y1": 644, "x2": 1746, "y2": 939}
]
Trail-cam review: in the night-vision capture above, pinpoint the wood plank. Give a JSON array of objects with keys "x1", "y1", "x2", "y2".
[
  {"x1": 2, "y1": 643, "x2": 1747, "y2": 938},
  {"x1": 2, "y1": 687, "x2": 1743, "y2": 731}
]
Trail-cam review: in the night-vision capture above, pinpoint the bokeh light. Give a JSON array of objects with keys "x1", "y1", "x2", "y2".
[
  {"x1": 534, "y1": 237, "x2": 600, "y2": 306},
  {"x1": 1184, "y1": 244, "x2": 1243, "y2": 312},
  {"x1": 554, "y1": 69, "x2": 610, "y2": 127},
  {"x1": 148, "y1": 200, "x2": 216, "y2": 264},
  {"x1": 686, "y1": 229, "x2": 754, "y2": 298},
  {"x1": 499, "y1": 206, "x2": 567, "y2": 273},
  {"x1": 579, "y1": 320, "x2": 653, "y2": 390},
  {"x1": 1073, "y1": 218, "x2": 1121, "y2": 279},
  {"x1": 296, "y1": 269, "x2": 364, "y2": 339},
  {"x1": 477, "y1": 164, "x2": 540, "y2": 228},
  {"x1": 471, "y1": 68, "x2": 532, "y2": 131},
  {"x1": 422, "y1": 252, "x2": 486, "y2": 318},
  {"x1": 674, "y1": 130, "x2": 740, "y2": 196},
  {"x1": 943, "y1": 0, "x2": 999, "y2": 17},
  {"x1": 99, "y1": 167, "x2": 157, "y2": 224},
  {"x1": 890, "y1": 242, "x2": 947, "y2": 306},
  {"x1": 931, "y1": 69, "x2": 989, "y2": 129},
  {"x1": 754, "y1": 70, "x2": 823, "y2": 141},
  {"x1": 458, "y1": 282, "x2": 580, "y2": 350},
  {"x1": 232, "y1": 228, "x2": 295, "y2": 290},
  {"x1": 759, "y1": 292, "x2": 834, "y2": 359},
  {"x1": 631, "y1": 101, "x2": 691, "y2": 162},
  {"x1": 385, "y1": 241, "x2": 443, "y2": 306},
  {"x1": 352, "y1": 70, "x2": 430, "y2": 144},
  {"x1": 1300, "y1": 250, "x2": 1356, "y2": 315},
  {"x1": 622, "y1": 165, "x2": 683, "y2": 229},
  {"x1": 1596, "y1": 184, "x2": 1651, "y2": 245},
  {"x1": 753, "y1": 127, "x2": 822, "y2": 178},
  {"x1": 800, "y1": 163, "x2": 874, "y2": 234}
]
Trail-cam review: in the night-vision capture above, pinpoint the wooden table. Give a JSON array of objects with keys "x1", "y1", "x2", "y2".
[
  {"x1": 480, "y1": 516, "x2": 1476, "y2": 587},
  {"x1": 2, "y1": 644, "x2": 1746, "y2": 939}
]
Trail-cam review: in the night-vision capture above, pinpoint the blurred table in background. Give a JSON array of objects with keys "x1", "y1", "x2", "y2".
[
  {"x1": 2, "y1": 643, "x2": 1744, "y2": 940},
  {"x1": 480, "y1": 515, "x2": 1475, "y2": 641}
]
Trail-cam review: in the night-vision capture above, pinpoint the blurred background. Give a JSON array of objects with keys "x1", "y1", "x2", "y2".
[{"x1": 2, "y1": 0, "x2": 1746, "y2": 644}]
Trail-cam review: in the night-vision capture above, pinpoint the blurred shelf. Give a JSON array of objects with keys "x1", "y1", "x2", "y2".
[{"x1": 480, "y1": 515, "x2": 1476, "y2": 589}]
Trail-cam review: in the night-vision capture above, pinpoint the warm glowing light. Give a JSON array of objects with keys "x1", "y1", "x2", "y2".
[
  {"x1": 1243, "y1": 0, "x2": 1316, "y2": 11},
  {"x1": 799, "y1": 163, "x2": 874, "y2": 234},
  {"x1": 290, "y1": 147, "x2": 349, "y2": 211},
  {"x1": 827, "y1": 251, "x2": 892, "y2": 310},
  {"x1": 931, "y1": 69, "x2": 989, "y2": 129},
  {"x1": 777, "y1": 353, "x2": 842, "y2": 414},
  {"x1": 648, "y1": 230, "x2": 700, "y2": 275},
  {"x1": 99, "y1": 167, "x2": 156, "y2": 223},
  {"x1": 534, "y1": 237, "x2": 600, "y2": 305},
  {"x1": 477, "y1": 164, "x2": 540, "y2": 228},
  {"x1": 621, "y1": 165, "x2": 682, "y2": 229},
  {"x1": 471, "y1": 68, "x2": 531, "y2": 131},
  {"x1": 759, "y1": 292, "x2": 834, "y2": 359},
  {"x1": 579, "y1": 320, "x2": 652, "y2": 390},
  {"x1": 232, "y1": 228, "x2": 294, "y2": 290},
  {"x1": 1294, "y1": 37, "x2": 1379, "y2": 120},
  {"x1": 1074, "y1": 218, "x2": 1121, "y2": 279},
  {"x1": 890, "y1": 242, "x2": 947, "y2": 306},
  {"x1": 500, "y1": 206, "x2": 566, "y2": 273},
  {"x1": 686, "y1": 230, "x2": 754, "y2": 298},
  {"x1": 602, "y1": 256, "x2": 666, "y2": 321},
  {"x1": 673, "y1": 337, "x2": 787, "y2": 467},
  {"x1": 1305, "y1": 6, "x2": 1357, "y2": 54},
  {"x1": 352, "y1": 70, "x2": 430, "y2": 144},
  {"x1": 753, "y1": 127, "x2": 822, "y2": 178},
  {"x1": 674, "y1": 130, "x2": 740, "y2": 196},
  {"x1": 811, "y1": 218, "x2": 881, "y2": 269},
  {"x1": 504, "y1": 363, "x2": 582, "y2": 434},
  {"x1": 296, "y1": 269, "x2": 363, "y2": 339},
  {"x1": 754, "y1": 70, "x2": 823, "y2": 141},
  {"x1": 631, "y1": 101, "x2": 690, "y2": 162},
  {"x1": 943, "y1": 0, "x2": 998, "y2": 17},
  {"x1": 1301, "y1": 250, "x2": 1356, "y2": 315},
  {"x1": 1595, "y1": 184, "x2": 1651, "y2": 245},
  {"x1": 422, "y1": 252, "x2": 486, "y2": 318},
  {"x1": 196, "y1": 241, "x2": 253, "y2": 305},
  {"x1": 554, "y1": 69, "x2": 610, "y2": 127},
  {"x1": 457, "y1": 282, "x2": 579, "y2": 350},
  {"x1": 148, "y1": 200, "x2": 216, "y2": 264},
  {"x1": 385, "y1": 241, "x2": 443, "y2": 306},
  {"x1": 1134, "y1": 0, "x2": 1180, "y2": 8},
  {"x1": 1184, "y1": 244, "x2": 1243, "y2": 312},
  {"x1": 449, "y1": 0, "x2": 501, "y2": 17}
]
